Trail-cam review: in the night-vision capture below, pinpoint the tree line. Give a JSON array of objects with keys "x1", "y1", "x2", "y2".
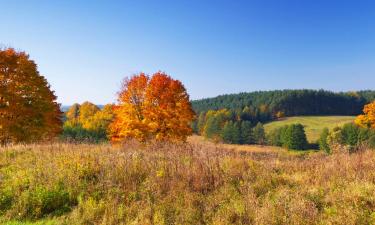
[{"x1": 192, "y1": 89, "x2": 375, "y2": 120}]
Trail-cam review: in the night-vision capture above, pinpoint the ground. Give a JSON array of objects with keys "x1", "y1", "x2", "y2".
[
  {"x1": 264, "y1": 116, "x2": 355, "y2": 142},
  {"x1": 1, "y1": 137, "x2": 374, "y2": 224}
]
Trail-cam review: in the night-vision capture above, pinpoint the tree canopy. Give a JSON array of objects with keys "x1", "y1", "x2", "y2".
[
  {"x1": 0, "y1": 48, "x2": 62, "y2": 144},
  {"x1": 355, "y1": 101, "x2": 375, "y2": 129},
  {"x1": 109, "y1": 72, "x2": 195, "y2": 142},
  {"x1": 62, "y1": 102, "x2": 114, "y2": 142}
]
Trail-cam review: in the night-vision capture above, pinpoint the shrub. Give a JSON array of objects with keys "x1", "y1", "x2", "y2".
[{"x1": 329, "y1": 123, "x2": 375, "y2": 153}]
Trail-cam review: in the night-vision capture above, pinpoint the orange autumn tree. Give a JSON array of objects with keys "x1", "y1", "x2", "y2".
[
  {"x1": 109, "y1": 72, "x2": 195, "y2": 142},
  {"x1": 355, "y1": 101, "x2": 375, "y2": 129},
  {"x1": 0, "y1": 48, "x2": 62, "y2": 144}
]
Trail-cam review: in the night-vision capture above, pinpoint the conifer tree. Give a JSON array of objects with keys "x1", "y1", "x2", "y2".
[
  {"x1": 240, "y1": 121, "x2": 253, "y2": 144},
  {"x1": 253, "y1": 122, "x2": 266, "y2": 145}
]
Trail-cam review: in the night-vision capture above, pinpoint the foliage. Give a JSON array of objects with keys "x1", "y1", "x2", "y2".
[
  {"x1": 267, "y1": 124, "x2": 308, "y2": 150},
  {"x1": 62, "y1": 103, "x2": 114, "y2": 142},
  {"x1": 253, "y1": 122, "x2": 266, "y2": 145},
  {"x1": 2, "y1": 142, "x2": 375, "y2": 224},
  {"x1": 220, "y1": 121, "x2": 241, "y2": 144},
  {"x1": 240, "y1": 121, "x2": 253, "y2": 144},
  {"x1": 355, "y1": 101, "x2": 375, "y2": 129},
  {"x1": 0, "y1": 48, "x2": 62, "y2": 144},
  {"x1": 324, "y1": 123, "x2": 375, "y2": 153},
  {"x1": 319, "y1": 128, "x2": 330, "y2": 154},
  {"x1": 283, "y1": 124, "x2": 308, "y2": 150},
  {"x1": 192, "y1": 90, "x2": 375, "y2": 120},
  {"x1": 109, "y1": 72, "x2": 195, "y2": 142}
]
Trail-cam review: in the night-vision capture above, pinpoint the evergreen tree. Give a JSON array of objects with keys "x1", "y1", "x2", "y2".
[
  {"x1": 284, "y1": 124, "x2": 308, "y2": 150},
  {"x1": 221, "y1": 121, "x2": 241, "y2": 144},
  {"x1": 253, "y1": 122, "x2": 266, "y2": 145},
  {"x1": 240, "y1": 121, "x2": 253, "y2": 144}
]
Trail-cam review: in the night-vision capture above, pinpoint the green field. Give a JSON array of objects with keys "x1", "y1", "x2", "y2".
[{"x1": 264, "y1": 116, "x2": 355, "y2": 142}]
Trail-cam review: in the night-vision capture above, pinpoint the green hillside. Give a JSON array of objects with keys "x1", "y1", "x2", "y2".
[{"x1": 264, "y1": 116, "x2": 355, "y2": 142}]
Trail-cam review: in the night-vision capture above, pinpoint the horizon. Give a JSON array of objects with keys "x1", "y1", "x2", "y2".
[{"x1": 1, "y1": 0, "x2": 375, "y2": 105}]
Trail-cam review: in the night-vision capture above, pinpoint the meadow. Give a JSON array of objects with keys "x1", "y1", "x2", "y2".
[
  {"x1": 1, "y1": 138, "x2": 375, "y2": 225},
  {"x1": 264, "y1": 116, "x2": 355, "y2": 142}
]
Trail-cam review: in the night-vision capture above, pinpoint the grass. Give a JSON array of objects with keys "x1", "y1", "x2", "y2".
[
  {"x1": 1, "y1": 139, "x2": 375, "y2": 224},
  {"x1": 264, "y1": 116, "x2": 355, "y2": 142}
]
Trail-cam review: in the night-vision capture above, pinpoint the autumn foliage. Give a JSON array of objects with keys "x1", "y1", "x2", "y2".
[
  {"x1": 109, "y1": 72, "x2": 195, "y2": 142},
  {"x1": 0, "y1": 48, "x2": 62, "y2": 144},
  {"x1": 63, "y1": 102, "x2": 114, "y2": 142},
  {"x1": 355, "y1": 101, "x2": 375, "y2": 129}
]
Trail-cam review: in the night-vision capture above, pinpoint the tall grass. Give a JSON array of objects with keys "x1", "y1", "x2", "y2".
[{"x1": 0, "y1": 141, "x2": 375, "y2": 224}]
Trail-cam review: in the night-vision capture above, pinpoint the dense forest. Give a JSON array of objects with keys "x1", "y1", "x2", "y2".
[
  {"x1": 191, "y1": 90, "x2": 375, "y2": 146},
  {"x1": 192, "y1": 89, "x2": 375, "y2": 117}
]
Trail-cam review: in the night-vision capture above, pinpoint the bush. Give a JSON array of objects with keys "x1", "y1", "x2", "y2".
[
  {"x1": 326, "y1": 123, "x2": 375, "y2": 153},
  {"x1": 319, "y1": 128, "x2": 330, "y2": 154}
]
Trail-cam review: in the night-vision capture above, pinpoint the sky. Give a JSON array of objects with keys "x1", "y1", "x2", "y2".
[{"x1": 1, "y1": 0, "x2": 375, "y2": 105}]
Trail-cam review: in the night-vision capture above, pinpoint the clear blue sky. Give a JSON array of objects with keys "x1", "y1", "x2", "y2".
[{"x1": 1, "y1": 0, "x2": 374, "y2": 105}]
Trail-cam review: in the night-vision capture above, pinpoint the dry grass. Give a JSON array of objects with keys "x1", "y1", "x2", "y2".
[{"x1": 0, "y1": 139, "x2": 375, "y2": 224}]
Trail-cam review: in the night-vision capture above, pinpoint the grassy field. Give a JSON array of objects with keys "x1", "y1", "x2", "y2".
[
  {"x1": 264, "y1": 116, "x2": 355, "y2": 142},
  {"x1": 1, "y1": 139, "x2": 375, "y2": 224}
]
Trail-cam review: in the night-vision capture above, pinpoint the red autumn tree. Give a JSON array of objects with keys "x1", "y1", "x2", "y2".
[
  {"x1": 0, "y1": 48, "x2": 62, "y2": 144},
  {"x1": 109, "y1": 72, "x2": 195, "y2": 142}
]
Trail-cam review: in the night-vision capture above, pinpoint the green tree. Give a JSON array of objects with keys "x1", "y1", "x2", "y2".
[
  {"x1": 341, "y1": 123, "x2": 359, "y2": 147},
  {"x1": 253, "y1": 122, "x2": 266, "y2": 145},
  {"x1": 240, "y1": 121, "x2": 253, "y2": 144},
  {"x1": 197, "y1": 112, "x2": 206, "y2": 134},
  {"x1": 204, "y1": 115, "x2": 222, "y2": 139},
  {"x1": 319, "y1": 128, "x2": 330, "y2": 154},
  {"x1": 221, "y1": 121, "x2": 241, "y2": 144},
  {"x1": 267, "y1": 125, "x2": 288, "y2": 147},
  {"x1": 284, "y1": 124, "x2": 308, "y2": 150}
]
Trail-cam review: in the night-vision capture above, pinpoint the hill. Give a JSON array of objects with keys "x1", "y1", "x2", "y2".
[
  {"x1": 192, "y1": 89, "x2": 375, "y2": 117},
  {"x1": 264, "y1": 116, "x2": 355, "y2": 142}
]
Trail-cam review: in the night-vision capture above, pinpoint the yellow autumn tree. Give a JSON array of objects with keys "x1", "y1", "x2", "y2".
[
  {"x1": 63, "y1": 103, "x2": 114, "y2": 141},
  {"x1": 355, "y1": 101, "x2": 375, "y2": 129},
  {"x1": 0, "y1": 48, "x2": 62, "y2": 144},
  {"x1": 109, "y1": 72, "x2": 195, "y2": 142}
]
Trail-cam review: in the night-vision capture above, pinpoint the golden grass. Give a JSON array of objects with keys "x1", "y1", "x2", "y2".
[{"x1": 1, "y1": 139, "x2": 375, "y2": 224}]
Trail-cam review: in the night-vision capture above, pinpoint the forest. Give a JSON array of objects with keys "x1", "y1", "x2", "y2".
[{"x1": 192, "y1": 90, "x2": 375, "y2": 118}]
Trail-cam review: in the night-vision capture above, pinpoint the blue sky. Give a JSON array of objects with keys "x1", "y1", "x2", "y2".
[{"x1": 1, "y1": 0, "x2": 374, "y2": 105}]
